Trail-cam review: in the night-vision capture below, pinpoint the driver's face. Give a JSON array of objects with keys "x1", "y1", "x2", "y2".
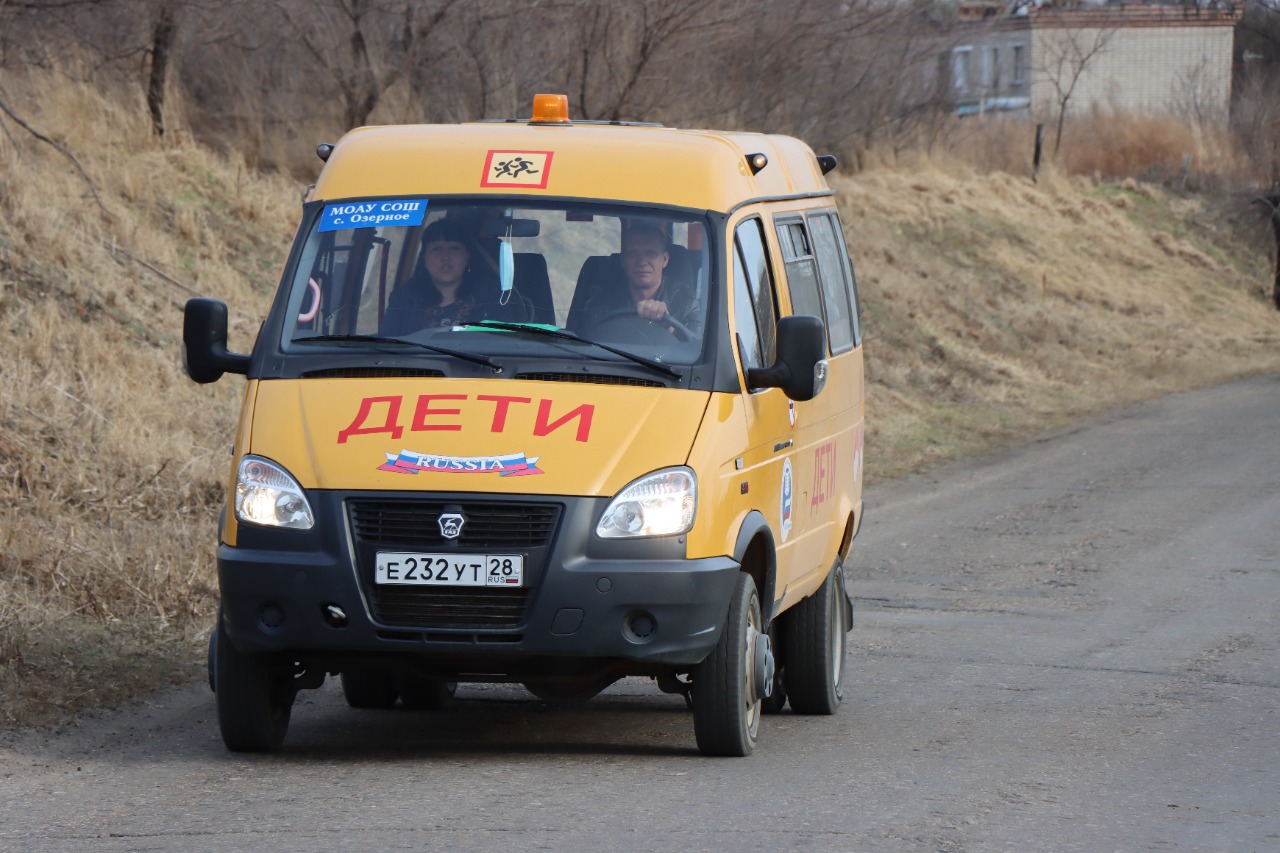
[
  {"x1": 423, "y1": 240, "x2": 469, "y2": 289},
  {"x1": 621, "y1": 233, "x2": 669, "y2": 299}
]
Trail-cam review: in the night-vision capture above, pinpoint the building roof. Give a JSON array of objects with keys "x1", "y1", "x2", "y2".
[
  {"x1": 1027, "y1": 4, "x2": 1242, "y2": 29},
  {"x1": 954, "y1": 2, "x2": 1242, "y2": 31}
]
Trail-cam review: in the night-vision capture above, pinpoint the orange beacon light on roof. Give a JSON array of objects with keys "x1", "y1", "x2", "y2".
[{"x1": 531, "y1": 93, "x2": 571, "y2": 124}]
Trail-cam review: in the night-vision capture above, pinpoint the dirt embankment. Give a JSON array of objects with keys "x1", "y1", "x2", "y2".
[
  {"x1": 2, "y1": 76, "x2": 1278, "y2": 728},
  {"x1": 837, "y1": 169, "x2": 1280, "y2": 478}
]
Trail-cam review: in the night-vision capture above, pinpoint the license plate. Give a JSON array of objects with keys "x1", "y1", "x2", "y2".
[{"x1": 375, "y1": 553, "x2": 524, "y2": 587}]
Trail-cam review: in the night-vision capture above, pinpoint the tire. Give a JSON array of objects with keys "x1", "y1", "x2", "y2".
[
  {"x1": 214, "y1": 624, "x2": 293, "y2": 752},
  {"x1": 691, "y1": 573, "x2": 764, "y2": 756},
  {"x1": 782, "y1": 561, "x2": 848, "y2": 715},
  {"x1": 397, "y1": 676, "x2": 456, "y2": 710},
  {"x1": 340, "y1": 670, "x2": 399, "y2": 709},
  {"x1": 207, "y1": 628, "x2": 217, "y2": 693}
]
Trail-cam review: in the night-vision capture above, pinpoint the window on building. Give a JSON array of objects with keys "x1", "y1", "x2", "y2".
[
  {"x1": 1012, "y1": 44, "x2": 1025, "y2": 86},
  {"x1": 953, "y1": 46, "x2": 973, "y2": 94}
]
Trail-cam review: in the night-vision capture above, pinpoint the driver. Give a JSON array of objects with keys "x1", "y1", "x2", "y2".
[{"x1": 583, "y1": 222, "x2": 702, "y2": 337}]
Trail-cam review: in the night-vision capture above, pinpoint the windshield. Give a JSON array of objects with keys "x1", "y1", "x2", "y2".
[{"x1": 281, "y1": 198, "x2": 714, "y2": 367}]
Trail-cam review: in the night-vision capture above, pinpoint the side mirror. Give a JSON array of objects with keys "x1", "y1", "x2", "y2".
[
  {"x1": 746, "y1": 315, "x2": 828, "y2": 401},
  {"x1": 182, "y1": 297, "x2": 250, "y2": 384}
]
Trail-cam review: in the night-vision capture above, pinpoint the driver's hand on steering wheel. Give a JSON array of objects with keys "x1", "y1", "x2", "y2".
[{"x1": 635, "y1": 299, "x2": 669, "y2": 322}]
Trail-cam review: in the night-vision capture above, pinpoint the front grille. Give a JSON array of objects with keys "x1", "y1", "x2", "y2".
[
  {"x1": 348, "y1": 500, "x2": 560, "y2": 548},
  {"x1": 372, "y1": 587, "x2": 529, "y2": 629},
  {"x1": 347, "y1": 498, "x2": 561, "y2": 630}
]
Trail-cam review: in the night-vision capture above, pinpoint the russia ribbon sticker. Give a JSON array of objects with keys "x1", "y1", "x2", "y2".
[{"x1": 378, "y1": 450, "x2": 544, "y2": 476}]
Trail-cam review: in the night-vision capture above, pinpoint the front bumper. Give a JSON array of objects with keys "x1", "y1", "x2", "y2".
[{"x1": 218, "y1": 491, "x2": 739, "y2": 669}]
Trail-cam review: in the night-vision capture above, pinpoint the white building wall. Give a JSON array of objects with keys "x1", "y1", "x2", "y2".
[{"x1": 1031, "y1": 25, "x2": 1235, "y2": 119}]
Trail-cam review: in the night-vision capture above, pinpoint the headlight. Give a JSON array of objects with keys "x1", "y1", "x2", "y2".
[
  {"x1": 596, "y1": 467, "x2": 697, "y2": 539},
  {"x1": 234, "y1": 455, "x2": 315, "y2": 530}
]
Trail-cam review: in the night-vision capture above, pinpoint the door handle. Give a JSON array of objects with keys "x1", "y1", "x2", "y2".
[{"x1": 773, "y1": 440, "x2": 793, "y2": 452}]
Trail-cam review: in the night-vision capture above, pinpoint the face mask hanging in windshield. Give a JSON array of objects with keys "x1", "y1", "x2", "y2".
[{"x1": 499, "y1": 224, "x2": 514, "y2": 307}]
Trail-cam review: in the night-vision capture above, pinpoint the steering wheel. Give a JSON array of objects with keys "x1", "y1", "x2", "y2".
[{"x1": 590, "y1": 309, "x2": 692, "y2": 344}]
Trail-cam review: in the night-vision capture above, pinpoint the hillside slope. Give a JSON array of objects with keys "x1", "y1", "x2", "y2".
[
  {"x1": 2, "y1": 77, "x2": 1278, "y2": 726},
  {"x1": 836, "y1": 168, "x2": 1280, "y2": 478}
]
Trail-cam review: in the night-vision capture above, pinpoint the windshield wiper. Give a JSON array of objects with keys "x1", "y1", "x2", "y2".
[
  {"x1": 464, "y1": 320, "x2": 682, "y2": 380},
  {"x1": 292, "y1": 334, "x2": 503, "y2": 372}
]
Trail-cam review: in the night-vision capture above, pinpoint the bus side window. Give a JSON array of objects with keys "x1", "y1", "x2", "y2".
[
  {"x1": 775, "y1": 218, "x2": 827, "y2": 350},
  {"x1": 807, "y1": 211, "x2": 857, "y2": 353},
  {"x1": 733, "y1": 217, "x2": 778, "y2": 374}
]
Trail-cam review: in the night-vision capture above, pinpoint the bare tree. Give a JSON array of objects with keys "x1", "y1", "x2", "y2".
[
  {"x1": 278, "y1": 0, "x2": 457, "y2": 131},
  {"x1": 411, "y1": 0, "x2": 749, "y2": 126},
  {"x1": 145, "y1": 1, "x2": 177, "y2": 135},
  {"x1": 699, "y1": 0, "x2": 942, "y2": 158},
  {"x1": 1035, "y1": 23, "x2": 1114, "y2": 156},
  {"x1": 1171, "y1": 58, "x2": 1228, "y2": 130},
  {"x1": 1226, "y1": 2, "x2": 1280, "y2": 307},
  {"x1": 429, "y1": 0, "x2": 529, "y2": 122},
  {"x1": 1262, "y1": 190, "x2": 1280, "y2": 309},
  {"x1": 575, "y1": 0, "x2": 732, "y2": 122},
  {"x1": 1236, "y1": 0, "x2": 1280, "y2": 178},
  {"x1": 1239, "y1": 0, "x2": 1280, "y2": 58},
  {"x1": 0, "y1": 0, "x2": 988, "y2": 173}
]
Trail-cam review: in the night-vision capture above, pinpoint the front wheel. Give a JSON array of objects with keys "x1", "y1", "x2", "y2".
[
  {"x1": 691, "y1": 573, "x2": 764, "y2": 756},
  {"x1": 214, "y1": 622, "x2": 294, "y2": 752},
  {"x1": 782, "y1": 561, "x2": 848, "y2": 714}
]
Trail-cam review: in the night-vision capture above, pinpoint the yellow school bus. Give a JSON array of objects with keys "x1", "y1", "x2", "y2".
[{"x1": 184, "y1": 95, "x2": 865, "y2": 756}]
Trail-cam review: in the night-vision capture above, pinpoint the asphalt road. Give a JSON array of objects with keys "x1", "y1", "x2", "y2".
[{"x1": 2, "y1": 376, "x2": 1278, "y2": 852}]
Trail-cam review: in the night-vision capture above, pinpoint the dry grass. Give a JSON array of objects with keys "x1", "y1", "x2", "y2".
[
  {"x1": 0, "y1": 71, "x2": 293, "y2": 725},
  {"x1": 838, "y1": 162, "x2": 1280, "y2": 479},
  {"x1": 1, "y1": 71, "x2": 1278, "y2": 727},
  {"x1": 939, "y1": 108, "x2": 1260, "y2": 191},
  {"x1": 1058, "y1": 109, "x2": 1256, "y2": 189}
]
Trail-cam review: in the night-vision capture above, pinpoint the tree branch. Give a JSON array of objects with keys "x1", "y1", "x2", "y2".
[{"x1": 0, "y1": 90, "x2": 111, "y2": 218}]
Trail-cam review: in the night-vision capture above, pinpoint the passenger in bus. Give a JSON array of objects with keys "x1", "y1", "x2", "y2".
[
  {"x1": 581, "y1": 222, "x2": 702, "y2": 338},
  {"x1": 382, "y1": 218, "x2": 496, "y2": 334}
]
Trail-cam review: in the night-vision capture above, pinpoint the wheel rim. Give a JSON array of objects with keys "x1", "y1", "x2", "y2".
[
  {"x1": 829, "y1": 569, "x2": 846, "y2": 690},
  {"x1": 743, "y1": 595, "x2": 762, "y2": 736}
]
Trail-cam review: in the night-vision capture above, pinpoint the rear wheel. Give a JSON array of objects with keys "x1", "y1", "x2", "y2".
[
  {"x1": 214, "y1": 623, "x2": 294, "y2": 752},
  {"x1": 782, "y1": 561, "x2": 848, "y2": 714},
  {"x1": 759, "y1": 620, "x2": 788, "y2": 714},
  {"x1": 340, "y1": 670, "x2": 399, "y2": 709},
  {"x1": 691, "y1": 573, "x2": 764, "y2": 756}
]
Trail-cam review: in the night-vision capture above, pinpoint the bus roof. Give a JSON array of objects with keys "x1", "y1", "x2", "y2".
[{"x1": 311, "y1": 120, "x2": 833, "y2": 213}]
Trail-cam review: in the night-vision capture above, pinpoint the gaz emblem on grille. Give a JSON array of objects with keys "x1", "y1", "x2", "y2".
[{"x1": 438, "y1": 512, "x2": 465, "y2": 539}]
